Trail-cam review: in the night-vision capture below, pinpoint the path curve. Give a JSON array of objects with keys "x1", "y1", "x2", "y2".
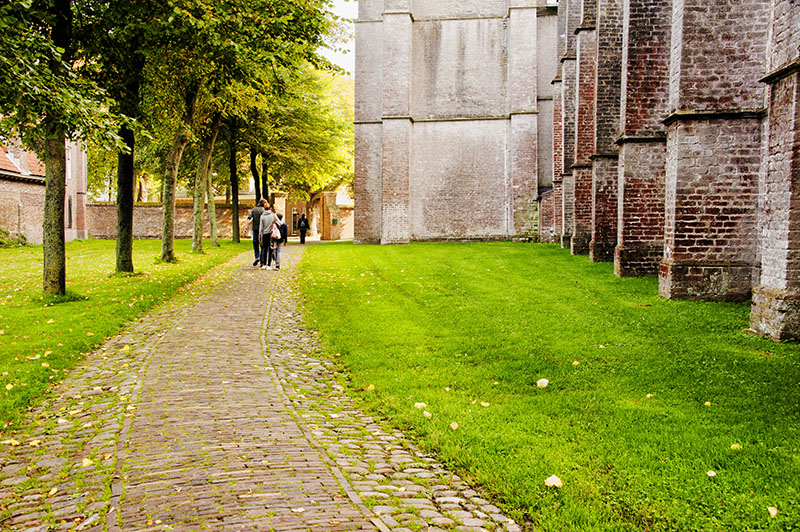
[{"x1": 1, "y1": 244, "x2": 522, "y2": 532}]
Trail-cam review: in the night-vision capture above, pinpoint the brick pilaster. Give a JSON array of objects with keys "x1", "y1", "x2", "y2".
[
  {"x1": 380, "y1": 9, "x2": 412, "y2": 244},
  {"x1": 589, "y1": 0, "x2": 623, "y2": 262},
  {"x1": 660, "y1": 0, "x2": 769, "y2": 299},
  {"x1": 570, "y1": 0, "x2": 597, "y2": 255},
  {"x1": 353, "y1": 0, "x2": 384, "y2": 244},
  {"x1": 750, "y1": 0, "x2": 800, "y2": 340},
  {"x1": 614, "y1": 0, "x2": 671, "y2": 276}
]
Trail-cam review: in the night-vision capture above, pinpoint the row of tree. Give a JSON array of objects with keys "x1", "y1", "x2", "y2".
[{"x1": 0, "y1": 0, "x2": 352, "y2": 295}]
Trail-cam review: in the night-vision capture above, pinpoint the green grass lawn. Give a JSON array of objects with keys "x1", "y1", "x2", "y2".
[
  {"x1": 0, "y1": 238, "x2": 250, "y2": 432},
  {"x1": 298, "y1": 241, "x2": 800, "y2": 532}
]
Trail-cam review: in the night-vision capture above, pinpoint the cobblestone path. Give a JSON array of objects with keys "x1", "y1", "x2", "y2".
[{"x1": 1, "y1": 245, "x2": 523, "y2": 532}]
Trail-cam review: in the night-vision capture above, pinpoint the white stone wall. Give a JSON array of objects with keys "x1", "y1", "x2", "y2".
[{"x1": 354, "y1": 0, "x2": 558, "y2": 243}]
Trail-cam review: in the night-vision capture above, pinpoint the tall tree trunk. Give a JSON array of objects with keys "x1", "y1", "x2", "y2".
[
  {"x1": 206, "y1": 160, "x2": 219, "y2": 247},
  {"x1": 115, "y1": 125, "x2": 135, "y2": 272},
  {"x1": 250, "y1": 149, "x2": 261, "y2": 203},
  {"x1": 191, "y1": 153, "x2": 206, "y2": 253},
  {"x1": 42, "y1": 126, "x2": 67, "y2": 295},
  {"x1": 161, "y1": 85, "x2": 198, "y2": 262},
  {"x1": 41, "y1": 0, "x2": 71, "y2": 295},
  {"x1": 192, "y1": 113, "x2": 222, "y2": 252},
  {"x1": 261, "y1": 160, "x2": 269, "y2": 204},
  {"x1": 229, "y1": 123, "x2": 240, "y2": 243},
  {"x1": 206, "y1": 114, "x2": 222, "y2": 247}
]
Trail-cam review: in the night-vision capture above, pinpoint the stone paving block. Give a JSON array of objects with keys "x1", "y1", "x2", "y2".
[{"x1": 0, "y1": 246, "x2": 523, "y2": 531}]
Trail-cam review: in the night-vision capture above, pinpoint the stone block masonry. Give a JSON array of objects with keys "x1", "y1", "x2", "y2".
[
  {"x1": 354, "y1": 0, "x2": 557, "y2": 244},
  {"x1": 570, "y1": 0, "x2": 597, "y2": 255},
  {"x1": 750, "y1": 0, "x2": 800, "y2": 340},
  {"x1": 589, "y1": 0, "x2": 623, "y2": 262},
  {"x1": 660, "y1": 0, "x2": 770, "y2": 300},
  {"x1": 614, "y1": 0, "x2": 671, "y2": 276}
]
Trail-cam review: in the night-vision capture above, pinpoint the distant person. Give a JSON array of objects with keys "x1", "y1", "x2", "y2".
[
  {"x1": 272, "y1": 213, "x2": 288, "y2": 271},
  {"x1": 247, "y1": 199, "x2": 266, "y2": 266},
  {"x1": 297, "y1": 213, "x2": 309, "y2": 244},
  {"x1": 258, "y1": 205, "x2": 276, "y2": 269}
]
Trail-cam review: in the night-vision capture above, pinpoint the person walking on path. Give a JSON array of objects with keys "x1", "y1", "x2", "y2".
[
  {"x1": 258, "y1": 205, "x2": 276, "y2": 268},
  {"x1": 246, "y1": 199, "x2": 266, "y2": 266},
  {"x1": 273, "y1": 213, "x2": 288, "y2": 270},
  {"x1": 297, "y1": 212, "x2": 309, "y2": 244}
]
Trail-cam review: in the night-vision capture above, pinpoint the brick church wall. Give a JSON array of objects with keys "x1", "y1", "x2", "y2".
[
  {"x1": 589, "y1": 0, "x2": 623, "y2": 262},
  {"x1": 354, "y1": 0, "x2": 557, "y2": 244},
  {"x1": 86, "y1": 203, "x2": 252, "y2": 240},
  {"x1": 614, "y1": 0, "x2": 671, "y2": 276},
  {"x1": 750, "y1": 0, "x2": 800, "y2": 339},
  {"x1": 0, "y1": 177, "x2": 45, "y2": 244},
  {"x1": 660, "y1": 0, "x2": 770, "y2": 300},
  {"x1": 571, "y1": 0, "x2": 597, "y2": 255}
]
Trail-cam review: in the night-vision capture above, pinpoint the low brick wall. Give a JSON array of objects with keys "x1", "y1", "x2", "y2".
[
  {"x1": 86, "y1": 203, "x2": 255, "y2": 239},
  {"x1": 0, "y1": 176, "x2": 45, "y2": 244}
]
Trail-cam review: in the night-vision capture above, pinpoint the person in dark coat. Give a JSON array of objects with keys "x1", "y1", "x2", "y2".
[
  {"x1": 297, "y1": 213, "x2": 310, "y2": 244},
  {"x1": 246, "y1": 199, "x2": 266, "y2": 265}
]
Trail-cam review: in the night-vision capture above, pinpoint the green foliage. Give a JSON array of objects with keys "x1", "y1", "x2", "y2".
[
  {"x1": 299, "y1": 242, "x2": 800, "y2": 532},
  {"x1": 0, "y1": 1, "x2": 122, "y2": 151},
  {"x1": 0, "y1": 238, "x2": 250, "y2": 432},
  {"x1": 0, "y1": 228, "x2": 27, "y2": 249}
]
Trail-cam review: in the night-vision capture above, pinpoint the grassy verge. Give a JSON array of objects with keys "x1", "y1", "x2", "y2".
[
  {"x1": 298, "y1": 241, "x2": 799, "y2": 532},
  {"x1": 0, "y1": 238, "x2": 250, "y2": 432}
]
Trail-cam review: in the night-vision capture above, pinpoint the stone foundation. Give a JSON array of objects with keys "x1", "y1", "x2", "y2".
[
  {"x1": 659, "y1": 261, "x2": 753, "y2": 301},
  {"x1": 590, "y1": 156, "x2": 618, "y2": 262}
]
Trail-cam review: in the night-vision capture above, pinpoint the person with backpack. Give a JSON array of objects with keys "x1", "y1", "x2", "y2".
[
  {"x1": 246, "y1": 199, "x2": 266, "y2": 266},
  {"x1": 272, "y1": 213, "x2": 289, "y2": 271},
  {"x1": 258, "y1": 205, "x2": 276, "y2": 269},
  {"x1": 297, "y1": 213, "x2": 310, "y2": 244}
]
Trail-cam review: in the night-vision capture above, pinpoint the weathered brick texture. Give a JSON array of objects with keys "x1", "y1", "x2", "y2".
[
  {"x1": 750, "y1": 0, "x2": 800, "y2": 340},
  {"x1": 660, "y1": 117, "x2": 761, "y2": 300},
  {"x1": 590, "y1": 157, "x2": 618, "y2": 261},
  {"x1": 661, "y1": 0, "x2": 769, "y2": 300},
  {"x1": 571, "y1": 13, "x2": 596, "y2": 255},
  {"x1": 354, "y1": 1, "x2": 557, "y2": 244},
  {"x1": 615, "y1": 140, "x2": 666, "y2": 276},
  {"x1": 539, "y1": 189, "x2": 557, "y2": 242},
  {"x1": 589, "y1": 0, "x2": 623, "y2": 262},
  {"x1": 669, "y1": 0, "x2": 770, "y2": 112},
  {"x1": 614, "y1": 0, "x2": 671, "y2": 276}
]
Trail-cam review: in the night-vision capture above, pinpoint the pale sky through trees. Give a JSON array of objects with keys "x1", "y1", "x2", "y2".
[{"x1": 321, "y1": 0, "x2": 358, "y2": 75}]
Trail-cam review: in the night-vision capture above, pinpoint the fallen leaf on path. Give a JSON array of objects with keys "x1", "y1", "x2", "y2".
[
  {"x1": 81, "y1": 458, "x2": 93, "y2": 467},
  {"x1": 291, "y1": 508, "x2": 306, "y2": 513},
  {"x1": 545, "y1": 475, "x2": 563, "y2": 488},
  {"x1": 48, "y1": 487, "x2": 58, "y2": 497},
  {"x1": 28, "y1": 440, "x2": 41, "y2": 447},
  {"x1": 1, "y1": 439, "x2": 20, "y2": 446},
  {"x1": 329, "y1": 520, "x2": 340, "y2": 525}
]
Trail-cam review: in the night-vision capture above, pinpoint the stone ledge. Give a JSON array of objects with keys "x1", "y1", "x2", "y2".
[
  {"x1": 760, "y1": 58, "x2": 800, "y2": 85},
  {"x1": 615, "y1": 134, "x2": 667, "y2": 145},
  {"x1": 662, "y1": 108, "x2": 766, "y2": 127}
]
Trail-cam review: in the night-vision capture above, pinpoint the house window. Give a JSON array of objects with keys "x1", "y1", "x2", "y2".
[{"x1": 67, "y1": 197, "x2": 73, "y2": 229}]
